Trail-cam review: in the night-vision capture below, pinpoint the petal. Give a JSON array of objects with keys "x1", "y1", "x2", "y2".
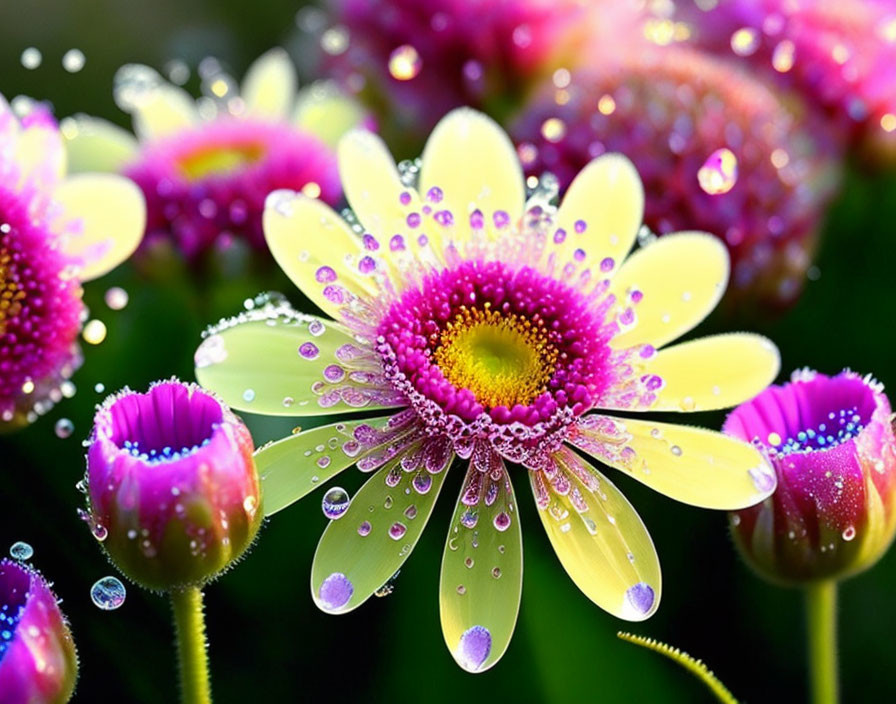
[
  {"x1": 194, "y1": 306, "x2": 405, "y2": 416},
  {"x1": 310, "y1": 451, "x2": 451, "y2": 613},
  {"x1": 419, "y1": 108, "x2": 525, "y2": 242},
  {"x1": 610, "y1": 232, "x2": 729, "y2": 350},
  {"x1": 554, "y1": 154, "x2": 644, "y2": 275},
  {"x1": 569, "y1": 415, "x2": 776, "y2": 510},
  {"x1": 255, "y1": 416, "x2": 394, "y2": 515},
  {"x1": 14, "y1": 112, "x2": 66, "y2": 186},
  {"x1": 61, "y1": 115, "x2": 139, "y2": 173},
  {"x1": 241, "y1": 48, "x2": 297, "y2": 118},
  {"x1": 440, "y1": 462, "x2": 522, "y2": 673},
  {"x1": 294, "y1": 80, "x2": 368, "y2": 148},
  {"x1": 645, "y1": 333, "x2": 780, "y2": 412},
  {"x1": 53, "y1": 173, "x2": 146, "y2": 281},
  {"x1": 338, "y1": 129, "x2": 420, "y2": 240},
  {"x1": 130, "y1": 83, "x2": 198, "y2": 140},
  {"x1": 263, "y1": 191, "x2": 381, "y2": 319},
  {"x1": 531, "y1": 448, "x2": 661, "y2": 621}
]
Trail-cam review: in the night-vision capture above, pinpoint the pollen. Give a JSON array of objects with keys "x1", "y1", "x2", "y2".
[
  {"x1": 432, "y1": 304, "x2": 558, "y2": 410},
  {"x1": 0, "y1": 246, "x2": 26, "y2": 335}
]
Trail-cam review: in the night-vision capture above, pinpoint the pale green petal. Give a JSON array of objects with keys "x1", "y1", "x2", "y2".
[
  {"x1": 294, "y1": 80, "x2": 368, "y2": 148},
  {"x1": 570, "y1": 415, "x2": 776, "y2": 510},
  {"x1": 194, "y1": 302, "x2": 403, "y2": 416},
  {"x1": 311, "y1": 454, "x2": 451, "y2": 613},
  {"x1": 242, "y1": 48, "x2": 297, "y2": 118},
  {"x1": 532, "y1": 448, "x2": 661, "y2": 621},
  {"x1": 440, "y1": 462, "x2": 522, "y2": 672},
  {"x1": 256, "y1": 417, "x2": 395, "y2": 515},
  {"x1": 61, "y1": 114, "x2": 139, "y2": 173}
]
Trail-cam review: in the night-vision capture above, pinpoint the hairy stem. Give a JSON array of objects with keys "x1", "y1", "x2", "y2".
[{"x1": 170, "y1": 586, "x2": 212, "y2": 704}]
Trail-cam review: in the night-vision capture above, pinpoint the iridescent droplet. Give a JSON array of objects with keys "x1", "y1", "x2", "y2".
[
  {"x1": 388, "y1": 522, "x2": 407, "y2": 540},
  {"x1": 322, "y1": 487, "x2": 350, "y2": 520},
  {"x1": 91, "y1": 576, "x2": 127, "y2": 610},
  {"x1": 357, "y1": 520, "x2": 372, "y2": 536},
  {"x1": 104, "y1": 286, "x2": 129, "y2": 310},
  {"x1": 9, "y1": 541, "x2": 34, "y2": 561},
  {"x1": 54, "y1": 418, "x2": 74, "y2": 439},
  {"x1": 21, "y1": 47, "x2": 42, "y2": 69},
  {"x1": 842, "y1": 525, "x2": 856, "y2": 541},
  {"x1": 62, "y1": 49, "x2": 86, "y2": 73},
  {"x1": 697, "y1": 148, "x2": 738, "y2": 195}
]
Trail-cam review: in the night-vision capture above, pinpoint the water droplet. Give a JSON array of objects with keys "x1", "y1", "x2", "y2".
[
  {"x1": 388, "y1": 44, "x2": 422, "y2": 80},
  {"x1": 318, "y1": 572, "x2": 353, "y2": 610},
  {"x1": 54, "y1": 418, "x2": 74, "y2": 439},
  {"x1": 697, "y1": 148, "x2": 738, "y2": 195},
  {"x1": 456, "y1": 584, "x2": 466, "y2": 595},
  {"x1": 457, "y1": 625, "x2": 491, "y2": 671},
  {"x1": 82, "y1": 319, "x2": 107, "y2": 345},
  {"x1": 624, "y1": 582, "x2": 655, "y2": 616},
  {"x1": 491, "y1": 567, "x2": 501, "y2": 579},
  {"x1": 670, "y1": 445, "x2": 682, "y2": 457},
  {"x1": 540, "y1": 117, "x2": 566, "y2": 143},
  {"x1": 242, "y1": 388, "x2": 256, "y2": 402},
  {"x1": 94, "y1": 383, "x2": 106, "y2": 394},
  {"x1": 357, "y1": 520, "x2": 371, "y2": 536},
  {"x1": 464, "y1": 557, "x2": 474, "y2": 569},
  {"x1": 9, "y1": 541, "x2": 33, "y2": 561},
  {"x1": 91, "y1": 576, "x2": 126, "y2": 610},
  {"x1": 62, "y1": 48, "x2": 86, "y2": 73},
  {"x1": 493, "y1": 512, "x2": 511, "y2": 532},
  {"x1": 388, "y1": 522, "x2": 407, "y2": 540},
  {"x1": 104, "y1": 287, "x2": 129, "y2": 310},
  {"x1": 730, "y1": 27, "x2": 759, "y2": 56},
  {"x1": 842, "y1": 525, "x2": 856, "y2": 541},
  {"x1": 92, "y1": 523, "x2": 108, "y2": 542},
  {"x1": 21, "y1": 47, "x2": 42, "y2": 70},
  {"x1": 322, "y1": 487, "x2": 350, "y2": 519}
]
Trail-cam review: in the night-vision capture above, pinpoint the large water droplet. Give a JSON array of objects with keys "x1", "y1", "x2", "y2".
[
  {"x1": 322, "y1": 487, "x2": 350, "y2": 520},
  {"x1": 388, "y1": 522, "x2": 407, "y2": 540},
  {"x1": 457, "y1": 625, "x2": 492, "y2": 671},
  {"x1": 54, "y1": 418, "x2": 74, "y2": 439},
  {"x1": 697, "y1": 148, "x2": 738, "y2": 195},
  {"x1": 624, "y1": 582, "x2": 655, "y2": 617},
  {"x1": 9, "y1": 541, "x2": 33, "y2": 561},
  {"x1": 62, "y1": 48, "x2": 86, "y2": 73},
  {"x1": 91, "y1": 576, "x2": 127, "y2": 610},
  {"x1": 318, "y1": 572, "x2": 353, "y2": 611}
]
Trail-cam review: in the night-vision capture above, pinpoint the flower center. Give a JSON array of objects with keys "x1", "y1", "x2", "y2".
[
  {"x1": 177, "y1": 143, "x2": 265, "y2": 181},
  {"x1": 0, "y1": 559, "x2": 30, "y2": 661},
  {"x1": 0, "y1": 244, "x2": 25, "y2": 336},
  {"x1": 433, "y1": 305, "x2": 558, "y2": 409}
]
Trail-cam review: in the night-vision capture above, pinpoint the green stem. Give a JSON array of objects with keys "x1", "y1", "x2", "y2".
[
  {"x1": 170, "y1": 586, "x2": 212, "y2": 704},
  {"x1": 805, "y1": 580, "x2": 839, "y2": 704}
]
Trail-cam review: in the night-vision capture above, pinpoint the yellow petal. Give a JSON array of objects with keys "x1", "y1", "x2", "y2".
[
  {"x1": 263, "y1": 191, "x2": 381, "y2": 319},
  {"x1": 419, "y1": 108, "x2": 525, "y2": 242},
  {"x1": 130, "y1": 83, "x2": 198, "y2": 140},
  {"x1": 241, "y1": 48, "x2": 297, "y2": 118},
  {"x1": 61, "y1": 115, "x2": 139, "y2": 173},
  {"x1": 554, "y1": 154, "x2": 644, "y2": 275},
  {"x1": 15, "y1": 116, "x2": 66, "y2": 185},
  {"x1": 610, "y1": 232, "x2": 729, "y2": 349},
  {"x1": 338, "y1": 129, "x2": 419, "y2": 239},
  {"x1": 54, "y1": 173, "x2": 146, "y2": 281},
  {"x1": 294, "y1": 80, "x2": 368, "y2": 148},
  {"x1": 570, "y1": 415, "x2": 777, "y2": 510},
  {"x1": 532, "y1": 448, "x2": 661, "y2": 621},
  {"x1": 646, "y1": 333, "x2": 780, "y2": 412}
]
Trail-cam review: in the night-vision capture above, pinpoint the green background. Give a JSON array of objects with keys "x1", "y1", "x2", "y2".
[{"x1": 2, "y1": 1, "x2": 895, "y2": 702}]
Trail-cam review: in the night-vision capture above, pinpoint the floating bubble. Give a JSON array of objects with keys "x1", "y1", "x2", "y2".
[
  {"x1": 322, "y1": 487, "x2": 350, "y2": 519},
  {"x1": 54, "y1": 418, "x2": 74, "y2": 439},
  {"x1": 21, "y1": 47, "x2": 42, "y2": 69},
  {"x1": 730, "y1": 28, "x2": 759, "y2": 57},
  {"x1": 540, "y1": 117, "x2": 566, "y2": 143},
  {"x1": 388, "y1": 45, "x2": 422, "y2": 81},
  {"x1": 94, "y1": 383, "x2": 105, "y2": 394},
  {"x1": 104, "y1": 287, "x2": 129, "y2": 310},
  {"x1": 697, "y1": 148, "x2": 738, "y2": 195},
  {"x1": 62, "y1": 49, "x2": 86, "y2": 73},
  {"x1": 82, "y1": 319, "x2": 107, "y2": 345},
  {"x1": 9, "y1": 541, "x2": 34, "y2": 561},
  {"x1": 91, "y1": 576, "x2": 126, "y2": 610},
  {"x1": 321, "y1": 26, "x2": 349, "y2": 56}
]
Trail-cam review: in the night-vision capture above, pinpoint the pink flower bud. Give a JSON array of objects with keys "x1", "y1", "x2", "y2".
[
  {"x1": 86, "y1": 380, "x2": 262, "y2": 590},
  {"x1": 725, "y1": 370, "x2": 896, "y2": 583}
]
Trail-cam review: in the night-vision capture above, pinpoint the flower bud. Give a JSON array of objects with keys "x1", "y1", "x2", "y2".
[
  {"x1": 85, "y1": 380, "x2": 262, "y2": 591},
  {"x1": 0, "y1": 558, "x2": 77, "y2": 703},
  {"x1": 725, "y1": 370, "x2": 896, "y2": 584}
]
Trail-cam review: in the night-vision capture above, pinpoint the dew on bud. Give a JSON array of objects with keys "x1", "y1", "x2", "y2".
[{"x1": 9, "y1": 541, "x2": 34, "y2": 561}]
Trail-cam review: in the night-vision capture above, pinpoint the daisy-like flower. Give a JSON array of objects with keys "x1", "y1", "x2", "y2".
[
  {"x1": 0, "y1": 558, "x2": 78, "y2": 704},
  {"x1": 0, "y1": 96, "x2": 145, "y2": 430},
  {"x1": 63, "y1": 49, "x2": 366, "y2": 263},
  {"x1": 675, "y1": 0, "x2": 896, "y2": 155},
  {"x1": 725, "y1": 369, "x2": 896, "y2": 584},
  {"x1": 511, "y1": 43, "x2": 840, "y2": 306},
  {"x1": 195, "y1": 109, "x2": 780, "y2": 672}
]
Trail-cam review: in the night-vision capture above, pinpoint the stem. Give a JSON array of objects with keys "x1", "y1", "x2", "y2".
[
  {"x1": 805, "y1": 580, "x2": 838, "y2": 704},
  {"x1": 170, "y1": 586, "x2": 212, "y2": 704}
]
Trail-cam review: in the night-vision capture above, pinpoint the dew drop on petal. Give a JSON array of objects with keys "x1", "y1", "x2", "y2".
[
  {"x1": 298, "y1": 342, "x2": 320, "y2": 360},
  {"x1": 624, "y1": 582, "x2": 655, "y2": 616},
  {"x1": 388, "y1": 44, "x2": 422, "y2": 81},
  {"x1": 697, "y1": 148, "x2": 738, "y2": 195},
  {"x1": 54, "y1": 418, "x2": 74, "y2": 439},
  {"x1": 9, "y1": 541, "x2": 33, "y2": 561},
  {"x1": 493, "y1": 512, "x2": 511, "y2": 532},
  {"x1": 242, "y1": 389, "x2": 256, "y2": 403},
  {"x1": 357, "y1": 520, "x2": 371, "y2": 536},
  {"x1": 91, "y1": 576, "x2": 126, "y2": 610},
  {"x1": 457, "y1": 625, "x2": 492, "y2": 671},
  {"x1": 322, "y1": 487, "x2": 350, "y2": 519},
  {"x1": 388, "y1": 522, "x2": 407, "y2": 540},
  {"x1": 842, "y1": 525, "x2": 856, "y2": 541},
  {"x1": 318, "y1": 572, "x2": 353, "y2": 610}
]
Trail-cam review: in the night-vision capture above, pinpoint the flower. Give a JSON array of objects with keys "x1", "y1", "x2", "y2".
[
  {"x1": 0, "y1": 96, "x2": 145, "y2": 430},
  {"x1": 674, "y1": 0, "x2": 896, "y2": 155},
  {"x1": 510, "y1": 43, "x2": 841, "y2": 307},
  {"x1": 0, "y1": 558, "x2": 77, "y2": 703},
  {"x1": 85, "y1": 380, "x2": 261, "y2": 591},
  {"x1": 318, "y1": 0, "x2": 641, "y2": 147},
  {"x1": 195, "y1": 108, "x2": 780, "y2": 672},
  {"x1": 725, "y1": 369, "x2": 896, "y2": 584},
  {"x1": 62, "y1": 49, "x2": 366, "y2": 264}
]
